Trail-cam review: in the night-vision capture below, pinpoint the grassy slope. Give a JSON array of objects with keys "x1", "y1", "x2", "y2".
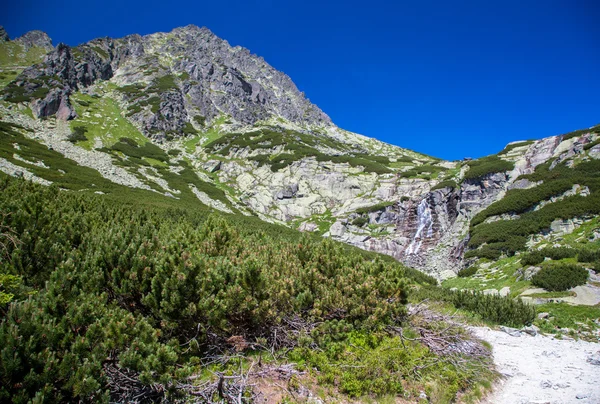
[{"x1": 0, "y1": 41, "x2": 49, "y2": 88}]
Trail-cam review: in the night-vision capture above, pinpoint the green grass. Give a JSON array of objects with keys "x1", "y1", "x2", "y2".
[
  {"x1": 534, "y1": 302, "x2": 600, "y2": 338},
  {"x1": 142, "y1": 157, "x2": 169, "y2": 167},
  {"x1": 69, "y1": 92, "x2": 148, "y2": 149},
  {"x1": 0, "y1": 70, "x2": 20, "y2": 88},
  {"x1": 442, "y1": 255, "x2": 531, "y2": 297},
  {"x1": 525, "y1": 291, "x2": 576, "y2": 298},
  {"x1": 0, "y1": 42, "x2": 48, "y2": 67}
]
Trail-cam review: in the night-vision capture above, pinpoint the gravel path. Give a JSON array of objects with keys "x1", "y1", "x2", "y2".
[{"x1": 473, "y1": 327, "x2": 600, "y2": 404}]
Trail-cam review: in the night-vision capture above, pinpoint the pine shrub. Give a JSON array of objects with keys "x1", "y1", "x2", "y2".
[{"x1": 531, "y1": 263, "x2": 589, "y2": 291}]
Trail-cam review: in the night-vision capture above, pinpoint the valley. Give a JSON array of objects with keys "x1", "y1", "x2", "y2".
[{"x1": 0, "y1": 25, "x2": 598, "y2": 403}]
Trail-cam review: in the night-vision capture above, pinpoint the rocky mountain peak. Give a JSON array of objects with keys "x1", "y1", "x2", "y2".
[
  {"x1": 4, "y1": 25, "x2": 332, "y2": 132},
  {"x1": 15, "y1": 30, "x2": 53, "y2": 51}
]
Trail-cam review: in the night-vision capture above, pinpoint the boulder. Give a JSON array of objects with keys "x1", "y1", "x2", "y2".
[
  {"x1": 500, "y1": 326, "x2": 521, "y2": 337},
  {"x1": 203, "y1": 160, "x2": 221, "y2": 173}
]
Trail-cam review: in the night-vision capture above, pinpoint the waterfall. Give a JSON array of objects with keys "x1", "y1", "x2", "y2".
[{"x1": 406, "y1": 198, "x2": 433, "y2": 255}]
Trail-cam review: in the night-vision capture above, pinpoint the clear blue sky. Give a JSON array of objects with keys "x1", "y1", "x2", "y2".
[{"x1": 4, "y1": 0, "x2": 599, "y2": 160}]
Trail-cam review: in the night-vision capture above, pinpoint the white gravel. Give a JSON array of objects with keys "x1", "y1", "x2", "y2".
[{"x1": 473, "y1": 326, "x2": 600, "y2": 404}]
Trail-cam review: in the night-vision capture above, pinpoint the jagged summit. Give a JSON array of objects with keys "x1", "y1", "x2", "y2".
[
  {"x1": 2, "y1": 25, "x2": 332, "y2": 136},
  {"x1": 0, "y1": 26, "x2": 53, "y2": 50},
  {"x1": 15, "y1": 30, "x2": 53, "y2": 51}
]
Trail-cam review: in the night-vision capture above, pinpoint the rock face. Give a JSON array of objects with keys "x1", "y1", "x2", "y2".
[
  {"x1": 15, "y1": 30, "x2": 53, "y2": 51},
  {"x1": 7, "y1": 25, "x2": 331, "y2": 131}
]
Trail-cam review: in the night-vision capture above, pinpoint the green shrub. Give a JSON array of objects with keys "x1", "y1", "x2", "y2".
[
  {"x1": 468, "y1": 193, "x2": 600, "y2": 255},
  {"x1": 498, "y1": 140, "x2": 534, "y2": 155},
  {"x1": 583, "y1": 139, "x2": 600, "y2": 151},
  {"x1": 458, "y1": 266, "x2": 477, "y2": 277},
  {"x1": 193, "y1": 115, "x2": 206, "y2": 127},
  {"x1": 521, "y1": 250, "x2": 545, "y2": 266},
  {"x1": 577, "y1": 249, "x2": 600, "y2": 263},
  {"x1": 540, "y1": 247, "x2": 577, "y2": 260},
  {"x1": 0, "y1": 175, "x2": 417, "y2": 402},
  {"x1": 67, "y1": 126, "x2": 88, "y2": 143},
  {"x1": 413, "y1": 286, "x2": 535, "y2": 327},
  {"x1": 463, "y1": 155, "x2": 514, "y2": 181},
  {"x1": 354, "y1": 202, "x2": 394, "y2": 214},
  {"x1": 531, "y1": 263, "x2": 589, "y2": 291},
  {"x1": 431, "y1": 180, "x2": 457, "y2": 191},
  {"x1": 560, "y1": 124, "x2": 600, "y2": 141},
  {"x1": 352, "y1": 216, "x2": 368, "y2": 227},
  {"x1": 151, "y1": 75, "x2": 178, "y2": 92},
  {"x1": 399, "y1": 164, "x2": 442, "y2": 178}
]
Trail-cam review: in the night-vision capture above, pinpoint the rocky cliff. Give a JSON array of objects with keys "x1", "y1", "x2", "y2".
[{"x1": 1, "y1": 26, "x2": 599, "y2": 279}]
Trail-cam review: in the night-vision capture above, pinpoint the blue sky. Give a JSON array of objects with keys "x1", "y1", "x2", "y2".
[{"x1": 4, "y1": 0, "x2": 599, "y2": 160}]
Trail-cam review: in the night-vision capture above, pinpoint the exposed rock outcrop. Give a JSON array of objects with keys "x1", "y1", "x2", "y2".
[
  {"x1": 0, "y1": 26, "x2": 9, "y2": 42},
  {"x1": 15, "y1": 30, "x2": 53, "y2": 51}
]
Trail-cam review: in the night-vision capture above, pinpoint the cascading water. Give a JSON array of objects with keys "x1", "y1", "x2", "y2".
[{"x1": 405, "y1": 198, "x2": 434, "y2": 255}]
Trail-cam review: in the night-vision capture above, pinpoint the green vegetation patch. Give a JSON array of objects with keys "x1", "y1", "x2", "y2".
[
  {"x1": 399, "y1": 164, "x2": 443, "y2": 179},
  {"x1": 560, "y1": 124, "x2": 600, "y2": 141},
  {"x1": 207, "y1": 128, "x2": 393, "y2": 174},
  {"x1": 498, "y1": 140, "x2": 534, "y2": 155},
  {"x1": 466, "y1": 159, "x2": 600, "y2": 259},
  {"x1": 431, "y1": 180, "x2": 458, "y2": 191},
  {"x1": 69, "y1": 92, "x2": 148, "y2": 149},
  {"x1": 463, "y1": 155, "x2": 514, "y2": 181},
  {"x1": 531, "y1": 263, "x2": 589, "y2": 291},
  {"x1": 414, "y1": 286, "x2": 535, "y2": 327},
  {"x1": 354, "y1": 201, "x2": 394, "y2": 214},
  {"x1": 458, "y1": 266, "x2": 477, "y2": 277},
  {"x1": 0, "y1": 175, "x2": 444, "y2": 402},
  {"x1": 0, "y1": 41, "x2": 48, "y2": 68}
]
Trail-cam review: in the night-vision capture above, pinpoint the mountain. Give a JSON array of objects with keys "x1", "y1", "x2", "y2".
[
  {"x1": 1, "y1": 25, "x2": 599, "y2": 285},
  {"x1": 1, "y1": 24, "x2": 600, "y2": 403}
]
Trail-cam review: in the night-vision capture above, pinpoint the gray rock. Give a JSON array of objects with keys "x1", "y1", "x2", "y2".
[
  {"x1": 31, "y1": 88, "x2": 77, "y2": 121},
  {"x1": 516, "y1": 266, "x2": 541, "y2": 281},
  {"x1": 0, "y1": 26, "x2": 8, "y2": 42},
  {"x1": 203, "y1": 160, "x2": 221, "y2": 173},
  {"x1": 588, "y1": 144, "x2": 600, "y2": 159},
  {"x1": 500, "y1": 326, "x2": 522, "y2": 337},
  {"x1": 15, "y1": 30, "x2": 53, "y2": 51},
  {"x1": 276, "y1": 184, "x2": 298, "y2": 199},
  {"x1": 587, "y1": 352, "x2": 600, "y2": 366},
  {"x1": 521, "y1": 325, "x2": 539, "y2": 336},
  {"x1": 483, "y1": 289, "x2": 500, "y2": 296},
  {"x1": 537, "y1": 312, "x2": 550, "y2": 320}
]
